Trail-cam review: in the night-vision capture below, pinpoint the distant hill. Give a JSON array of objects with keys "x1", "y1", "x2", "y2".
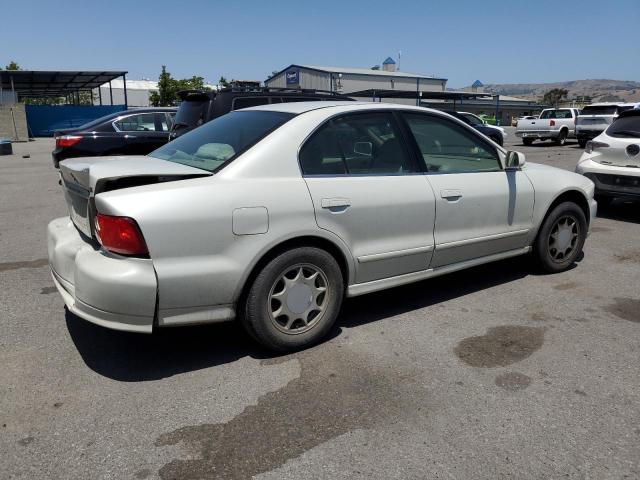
[{"x1": 479, "y1": 79, "x2": 640, "y2": 103}]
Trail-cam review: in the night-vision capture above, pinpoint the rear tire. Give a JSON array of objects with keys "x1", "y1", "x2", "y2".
[
  {"x1": 555, "y1": 130, "x2": 568, "y2": 146},
  {"x1": 533, "y1": 201, "x2": 587, "y2": 273},
  {"x1": 522, "y1": 138, "x2": 534, "y2": 146},
  {"x1": 240, "y1": 247, "x2": 344, "y2": 352},
  {"x1": 578, "y1": 139, "x2": 587, "y2": 149}
]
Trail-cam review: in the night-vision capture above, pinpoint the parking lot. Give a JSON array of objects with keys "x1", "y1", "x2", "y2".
[{"x1": 1, "y1": 133, "x2": 639, "y2": 479}]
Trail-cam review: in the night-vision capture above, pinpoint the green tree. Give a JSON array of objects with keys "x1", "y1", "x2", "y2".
[
  {"x1": 218, "y1": 76, "x2": 231, "y2": 88},
  {"x1": 149, "y1": 66, "x2": 209, "y2": 106},
  {"x1": 4, "y1": 61, "x2": 20, "y2": 70},
  {"x1": 541, "y1": 88, "x2": 569, "y2": 107}
]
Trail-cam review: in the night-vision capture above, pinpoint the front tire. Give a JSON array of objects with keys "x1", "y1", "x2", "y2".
[
  {"x1": 241, "y1": 247, "x2": 344, "y2": 352},
  {"x1": 522, "y1": 138, "x2": 534, "y2": 146},
  {"x1": 533, "y1": 201, "x2": 587, "y2": 273},
  {"x1": 578, "y1": 139, "x2": 587, "y2": 149}
]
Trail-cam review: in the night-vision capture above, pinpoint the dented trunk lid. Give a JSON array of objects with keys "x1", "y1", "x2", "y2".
[{"x1": 58, "y1": 155, "x2": 211, "y2": 237}]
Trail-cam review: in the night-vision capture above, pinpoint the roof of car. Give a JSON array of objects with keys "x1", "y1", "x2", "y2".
[
  {"x1": 242, "y1": 101, "x2": 436, "y2": 115},
  {"x1": 121, "y1": 107, "x2": 177, "y2": 113}
]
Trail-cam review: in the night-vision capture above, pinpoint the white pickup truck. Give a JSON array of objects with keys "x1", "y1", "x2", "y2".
[{"x1": 516, "y1": 108, "x2": 581, "y2": 146}]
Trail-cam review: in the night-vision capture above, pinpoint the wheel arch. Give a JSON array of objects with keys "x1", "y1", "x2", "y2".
[
  {"x1": 534, "y1": 189, "x2": 591, "y2": 241},
  {"x1": 234, "y1": 234, "x2": 354, "y2": 306}
]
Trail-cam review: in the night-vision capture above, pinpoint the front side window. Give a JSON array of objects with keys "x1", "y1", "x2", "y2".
[
  {"x1": 150, "y1": 110, "x2": 294, "y2": 172},
  {"x1": 403, "y1": 113, "x2": 501, "y2": 173},
  {"x1": 299, "y1": 112, "x2": 416, "y2": 176}
]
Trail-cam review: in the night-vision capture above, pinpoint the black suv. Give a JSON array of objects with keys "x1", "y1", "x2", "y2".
[{"x1": 170, "y1": 88, "x2": 353, "y2": 139}]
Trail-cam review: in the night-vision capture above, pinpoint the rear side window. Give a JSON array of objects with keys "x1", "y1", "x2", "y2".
[
  {"x1": 403, "y1": 113, "x2": 500, "y2": 173},
  {"x1": 150, "y1": 111, "x2": 294, "y2": 172},
  {"x1": 540, "y1": 110, "x2": 573, "y2": 119},
  {"x1": 299, "y1": 112, "x2": 416, "y2": 175},
  {"x1": 232, "y1": 97, "x2": 270, "y2": 110}
]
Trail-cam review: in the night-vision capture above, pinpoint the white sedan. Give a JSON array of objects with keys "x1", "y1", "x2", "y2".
[
  {"x1": 576, "y1": 109, "x2": 640, "y2": 205},
  {"x1": 48, "y1": 102, "x2": 596, "y2": 351}
]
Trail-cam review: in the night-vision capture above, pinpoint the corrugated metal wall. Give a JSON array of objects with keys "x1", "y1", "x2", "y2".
[
  {"x1": 266, "y1": 67, "x2": 445, "y2": 94},
  {"x1": 25, "y1": 105, "x2": 126, "y2": 137}
]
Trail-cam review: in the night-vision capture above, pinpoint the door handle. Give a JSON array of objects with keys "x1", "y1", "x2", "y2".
[
  {"x1": 321, "y1": 197, "x2": 351, "y2": 209},
  {"x1": 440, "y1": 189, "x2": 463, "y2": 200}
]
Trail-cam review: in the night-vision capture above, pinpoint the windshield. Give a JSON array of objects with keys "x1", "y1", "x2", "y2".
[
  {"x1": 461, "y1": 113, "x2": 483, "y2": 126},
  {"x1": 606, "y1": 115, "x2": 640, "y2": 138},
  {"x1": 150, "y1": 110, "x2": 295, "y2": 172},
  {"x1": 581, "y1": 105, "x2": 618, "y2": 116}
]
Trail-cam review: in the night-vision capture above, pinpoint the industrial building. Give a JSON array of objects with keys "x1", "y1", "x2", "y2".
[{"x1": 265, "y1": 58, "x2": 447, "y2": 101}]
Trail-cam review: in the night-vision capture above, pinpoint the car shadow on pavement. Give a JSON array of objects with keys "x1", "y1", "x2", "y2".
[
  {"x1": 65, "y1": 311, "x2": 263, "y2": 382},
  {"x1": 596, "y1": 199, "x2": 640, "y2": 224},
  {"x1": 339, "y1": 256, "x2": 529, "y2": 329},
  {"x1": 66, "y1": 257, "x2": 532, "y2": 382}
]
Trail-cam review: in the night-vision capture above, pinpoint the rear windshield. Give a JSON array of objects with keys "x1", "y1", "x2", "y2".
[
  {"x1": 540, "y1": 109, "x2": 573, "y2": 119},
  {"x1": 606, "y1": 115, "x2": 640, "y2": 138},
  {"x1": 149, "y1": 110, "x2": 295, "y2": 172},
  {"x1": 174, "y1": 99, "x2": 209, "y2": 129},
  {"x1": 581, "y1": 105, "x2": 618, "y2": 116}
]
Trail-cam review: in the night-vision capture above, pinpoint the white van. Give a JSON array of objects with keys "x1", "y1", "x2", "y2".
[{"x1": 576, "y1": 103, "x2": 635, "y2": 148}]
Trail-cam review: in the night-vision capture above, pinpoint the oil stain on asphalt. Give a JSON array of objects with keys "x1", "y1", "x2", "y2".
[
  {"x1": 40, "y1": 286, "x2": 57, "y2": 294},
  {"x1": 603, "y1": 298, "x2": 640, "y2": 323},
  {"x1": 154, "y1": 345, "x2": 416, "y2": 480},
  {"x1": 454, "y1": 326, "x2": 545, "y2": 368},
  {"x1": 495, "y1": 372, "x2": 531, "y2": 391},
  {"x1": 0, "y1": 258, "x2": 48, "y2": 272}
]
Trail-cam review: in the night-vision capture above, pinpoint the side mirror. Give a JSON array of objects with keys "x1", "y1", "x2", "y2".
[
  {"x1": 354, "y1": 141, "x2": 373, "y2": 157},
  {"x1": 505, "y1": 151, "x2": 526, "y2": 170}
]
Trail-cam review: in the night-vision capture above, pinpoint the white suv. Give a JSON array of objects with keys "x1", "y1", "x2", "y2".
[
  {"x1": 576, "y1": 109, "x2": 640, "y2": 204},
  {"x1": 576, "y1": 103, "x2": 636, "y2": 148}
]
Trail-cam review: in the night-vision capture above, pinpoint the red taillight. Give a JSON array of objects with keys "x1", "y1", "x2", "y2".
[
  {"x1": 549, "y1": 120, "x2": 556, "y2": 127},
  {"x1": 95, "y1": 214, "x2": 148, "y2": 255},
  {"x1": 56, "y1": 135, "x2": 82, "y2": 148}
]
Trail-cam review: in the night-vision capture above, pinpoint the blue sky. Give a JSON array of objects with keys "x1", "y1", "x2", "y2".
[{"x1": 1, "y1": 0, "x2": 638, "y2": 87}]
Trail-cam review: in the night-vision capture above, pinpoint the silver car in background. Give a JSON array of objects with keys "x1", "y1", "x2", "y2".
[{"x1": 48, "y1": 102, "x2": 596, "y2": 351}]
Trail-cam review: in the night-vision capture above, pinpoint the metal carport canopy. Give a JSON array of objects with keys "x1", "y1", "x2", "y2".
[{"x1": 0, "y1": 70, "x2": 127, "y2": 97}]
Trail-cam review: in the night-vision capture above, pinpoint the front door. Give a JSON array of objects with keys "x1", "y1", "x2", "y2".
[
  {"x1": 299, "y1": 111, "x2": 436, "y2": 284},
  {"x1": 401, "y1": 112, "x2": 535, "y2": 268}
]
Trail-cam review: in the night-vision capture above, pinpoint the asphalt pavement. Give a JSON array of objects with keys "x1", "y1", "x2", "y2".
[{"x1": 1, "y1": 134, "x2": 639, "y2": 479}]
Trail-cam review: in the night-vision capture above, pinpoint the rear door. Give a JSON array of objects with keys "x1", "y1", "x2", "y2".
[
  {"x1": 300, "y1": 111, "x2": 436, "y2": 284},
  {"x1": 401, "y1": 112, "x2": 535, "y2": 268},
  {"x1": 112, "y1": 112, "x2": 170, "y2": 154}
]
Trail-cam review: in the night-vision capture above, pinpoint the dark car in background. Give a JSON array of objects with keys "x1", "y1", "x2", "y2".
[
  {"x1": 443, "y1": 110, "x2": 507, "y2": 145},
  {"x1": 52, "y1": 108, "x2": 176, "y2": 167},
  {"x1": 170, "y1": 87, "x2": 353, "y2": 139}
]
